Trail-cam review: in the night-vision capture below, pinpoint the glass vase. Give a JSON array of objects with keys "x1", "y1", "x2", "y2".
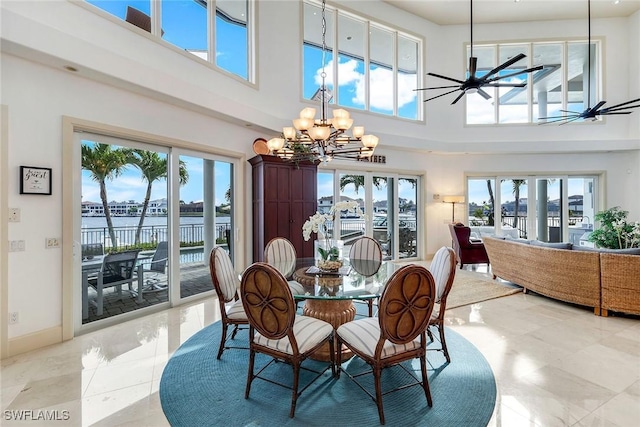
[{"x1": 314, "y1": 239, "x2": 344, "y2": 271}]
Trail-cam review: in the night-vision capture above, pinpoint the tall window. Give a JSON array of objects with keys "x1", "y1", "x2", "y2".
[
  {"x1": 466, "y1": 40, "x2": 600, "y2": 125},
  {"x1": 318, "y1": 170, "x2": 421, "y2": 260},
  {"x1": 303, "y1": 1, "x2": 421, "y2": 120},
  {"x1": 86, "y1": 0, "x2": 253, "y2": 81},
  {"x1": 466, "y1": 175, "x2": 599, "y2": 244}
]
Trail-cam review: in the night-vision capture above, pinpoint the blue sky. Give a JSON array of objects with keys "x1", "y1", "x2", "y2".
[{"x1": 81, "y1": 142, "x2": 232, "y2": 205}]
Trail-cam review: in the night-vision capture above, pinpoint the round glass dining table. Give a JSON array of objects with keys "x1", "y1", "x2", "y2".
[{"x1": 274, "y1": 258, "x2": 400, "y2": 361}]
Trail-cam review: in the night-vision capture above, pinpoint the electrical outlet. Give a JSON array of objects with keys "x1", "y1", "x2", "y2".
[
  {"x1": 9, "y1": 312, "x2": 19, "y2": 324},
  {"x1": 46, "y1": 237, "x2": 61, "y2": 248},
  {"x1": 8, "y1": 208, "x2": 20, "y2": 222},
  {"x1": 9, "y1": 240, "x2": 25, "y2": 252}
]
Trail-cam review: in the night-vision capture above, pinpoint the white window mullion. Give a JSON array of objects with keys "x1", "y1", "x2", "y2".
[
  {"x1": 364, "y1": 20, "x2": 370, "y2": 110},
  {"x1": 209, "y1": 0, "x2": 216, "y2": 65},
  {"x1": 393, "y1": 32, "x2": 398, "y2": 116},
  {"x1": 152, "y1": 0, "x2": 162, "y2": 38}
]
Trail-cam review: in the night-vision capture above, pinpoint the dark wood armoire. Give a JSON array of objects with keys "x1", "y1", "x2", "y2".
[{"x1": 249, "y1": 155, "x2": 317, "y2": 262}]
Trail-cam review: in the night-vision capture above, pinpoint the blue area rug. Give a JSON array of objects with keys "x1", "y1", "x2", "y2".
[{"x1": 160, "y1": 318, "x2": 496, "y2": 426}]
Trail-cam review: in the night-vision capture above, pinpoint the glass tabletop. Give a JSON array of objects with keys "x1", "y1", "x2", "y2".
[{"x1": 288, "y1": 259, "x2": 398, "y2": 301}]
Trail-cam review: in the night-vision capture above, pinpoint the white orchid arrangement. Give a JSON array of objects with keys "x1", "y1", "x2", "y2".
[{"x1": 302, "y1": 200, "x2": 364, "y2": 261}]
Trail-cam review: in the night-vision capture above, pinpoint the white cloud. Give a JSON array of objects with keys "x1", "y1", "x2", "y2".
[{"x1": 313, "y1": 59, "x2": 416, "y2": 112}]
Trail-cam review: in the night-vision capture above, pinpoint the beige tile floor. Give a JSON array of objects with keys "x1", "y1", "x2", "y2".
[{"x1": 2, "y1": 267, "x2": 639, "y2": 426}]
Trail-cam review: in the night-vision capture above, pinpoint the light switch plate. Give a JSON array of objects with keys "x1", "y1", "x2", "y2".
[
  {"x1": 8, "y1": 208, "x2": 20, "y2": 222},
  {"x1": 46, "y1": 237, "x2": 61, "y2": 248}
]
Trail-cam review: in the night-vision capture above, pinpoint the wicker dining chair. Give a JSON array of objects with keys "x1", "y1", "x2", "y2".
[
  {"x1": 349, "y1": 236, "x2": 383, "y2": 317},
  {"x1": 209, "y1": 247, "x2": 248, "y2": 359},
  {"x1": 241, "y1": 262, "x2": 335, "y2": 418},
  {"x1": 427, "y1": 246, "x2": 457, "y2": 363},
  {"x1": 336, "y1": 264, "x2": 436, "y2": 425}
]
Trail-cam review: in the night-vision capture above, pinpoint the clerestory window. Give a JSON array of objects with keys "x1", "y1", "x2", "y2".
[
  {"x1": 303, "y1": 0, "x2": 422, "y2": 121},
  {"x1": 86, "y1": 0, "x2": 253, "y2": 82},
  {"x1": 465, "y1": 40, "x2": 600, "y2": 125}
]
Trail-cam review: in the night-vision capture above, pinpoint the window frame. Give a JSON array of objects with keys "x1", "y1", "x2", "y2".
[
  {"x1": 302, "y1": 0, "x2": 423, "y2": 121},
  {"x1": 464, "y1": 38, "x2": 603, "y2": 126}
]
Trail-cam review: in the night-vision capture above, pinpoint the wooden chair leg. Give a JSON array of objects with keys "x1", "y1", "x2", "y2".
[
  {"x1": 217, "y1": 322, "x2": 228, "y2": 359},
  {"x1": 438, "y1": 323, "x2": 450, "y2": 363},
  {"x1": 420, "y1": 354, "x2": 433, "y2": 407},
  {"x1": 290, "y1": 363, "x2": 300, "y2": 418},
  {"x1": 245, "y1": 349, "x2": 255, "y2": 399},
  {"x1": 374, "y1": 366, "x2": 385, "y2": 425}
]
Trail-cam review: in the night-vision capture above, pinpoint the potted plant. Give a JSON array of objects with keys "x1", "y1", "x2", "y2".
[{"x1": 588, "y1": 206, "x2": 640, "y2": 249}]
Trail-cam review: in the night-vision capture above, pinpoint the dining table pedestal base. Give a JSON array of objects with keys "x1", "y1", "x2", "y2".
[{"x1": 303, "y1": 299, "x2": 356, "y2": 362}]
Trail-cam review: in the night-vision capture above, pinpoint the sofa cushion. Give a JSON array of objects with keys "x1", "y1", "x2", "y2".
[
  {"x1": 529, "y1": 240, "x2": 573, "y2": 250},
  {"x1": 573, "y1": 245, "x2": 640, "y2": 255},
  {"x1": 504, "y1": 235, "x2": 531, "y2": 244}
]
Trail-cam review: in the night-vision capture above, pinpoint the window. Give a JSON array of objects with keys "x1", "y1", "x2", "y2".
[
  {"x1": 303, "y1": 1, "x2": 421, "y2": 120},
  {"x1": 466, "y1": 175, "x2": 599, "y2": 244},
  {"x1": 466, "y1": 40, "x2": 600, "y2": 125},
  {"x1": 318, "y1": 170, "x2": 421, "y2": 260},
  {"x1": 86, "y1": 0, "x2": 253, "y2": 81}
]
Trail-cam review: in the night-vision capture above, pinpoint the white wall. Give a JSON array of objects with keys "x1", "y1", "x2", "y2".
[{"x1": 1, "y1": 0, "x2": 639, "y2": 352}]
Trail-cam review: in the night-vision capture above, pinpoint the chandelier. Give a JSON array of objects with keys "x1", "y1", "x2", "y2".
[{"x1": 267, "y1": 0, "x2": 379, "y2": 163}]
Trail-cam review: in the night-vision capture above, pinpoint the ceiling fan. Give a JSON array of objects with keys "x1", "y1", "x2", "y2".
[
  {"x1": 415, "y1": 0, "x2": 543, "y2": 105},
  {"x1": 539, "y1": 0, "x2": 639, "y2": 124}
]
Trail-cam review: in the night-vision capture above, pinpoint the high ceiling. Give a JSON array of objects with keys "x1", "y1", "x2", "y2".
[{"x1": 381, "y1": 0, "x2": 640, "y2": 25}]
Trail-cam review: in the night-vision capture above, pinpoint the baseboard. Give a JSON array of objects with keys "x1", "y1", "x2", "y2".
[{"x1": 7, "y1": 326, "x2": 62, "y2": 358}]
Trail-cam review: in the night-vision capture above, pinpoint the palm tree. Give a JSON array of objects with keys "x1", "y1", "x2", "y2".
[
  {"x1": 512, "y1": 179, "x2": 526, "y2": 229},
  {"x1": 81, "y1": 143, "x2": 130, "y2": 248},
  {"x1": 486, "y1": 180, "x2": 495, "y2": 225},
  {"x1": 130, "y1": 150, "x2": 189, "y2": 245}
]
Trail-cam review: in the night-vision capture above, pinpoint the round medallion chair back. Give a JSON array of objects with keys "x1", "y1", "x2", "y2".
[
  {"x1": 241, "y1": 262, "x2": 335, "y2": 418},
  {"x1": 427, "y1": 246, "x2": 457, "y2": 363},
  {"x1": 349, "y1": 236, "x2": 383, "y2": 316},
  {"x1": 336, "y1": 264, "x2": 436, "y2": 425},
  {"x1": 264, "y1": 237, "x2": 297, "y2": 278},
  {"x1": 264, "y1": 237, "x2": 305, "y2": 296},
  {"x1": 209, "y1": 247, "x2": 248, "y2": 359}
]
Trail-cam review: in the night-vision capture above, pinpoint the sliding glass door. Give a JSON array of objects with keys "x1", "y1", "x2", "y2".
[
  {"x1": 175, "y1": 152, "x2": 235, "y2": 300},
  {"x1": 79, "y1": 134, "x2": 170, "y2": 325},
  {"x1": 76, "y1": 132, "x2": 239, "y2": 331},
  {"x1": 319, "y1": 170, "x2": 421, "y2": 260}
]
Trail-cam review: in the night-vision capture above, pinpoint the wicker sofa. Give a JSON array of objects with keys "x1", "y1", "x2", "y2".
[{"x1": 483, "y1": 236, "x2": 640, "y2": 316}]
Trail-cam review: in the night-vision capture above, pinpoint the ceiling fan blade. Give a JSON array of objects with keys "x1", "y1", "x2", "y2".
[
  {"x1": 559, "y1": 116, "x2": 584, "y2": 125},
  {"x1": 469, "y1": 57, "x2": 477, "y2": 79},
  {"x1": 485, "y1": 83, "x2": 526, "y2": 88},
  {"x1": 481, "y1": 53, "x2": 527, "y2": 81},
  {"x1": 451, "y1": 91, "x2": 467, "y2": 105},
  {"x1": 477, "y1": 88, "x2": 492, "y2": 100},
  {"x1": 602, "y1": 111, "x2": 632, "y2": 115},
  {"x1": 424, "y1": 88, "x2": 461, "y2": 102},
  {"x1": 600, "y1": 98, "x2": 640, "y2": 110},
  {"x1": 589, "y1": 101, "x2": 607, "y2": 112},
  {"x1": 427, "y1": 72, "x2": 466, "y2": 85},
  {"x1": 414, "y1": 85, "x2": 461, "y2": 91},
  {"x1": 486, "y1": 65, "x2": 544, "y2": 83},
  {"x1": 602, "y1": 105, "x2": 640, "y2": 113}
]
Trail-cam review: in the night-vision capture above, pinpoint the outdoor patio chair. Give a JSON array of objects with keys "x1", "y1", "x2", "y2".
[
  {"x1": 241, "y1": 262, "x2": 335, "y2": 418},
  {"x1": 336, "y1": 264, "x2": 436, "y2": 425},
  {"x1": 209, "y1": 246, "x2": 248, "y2": 359},
  {"x1": 81, "y1": 243, "x2": 104, "y2": 261},
  {"x1": 264, "y1": 237, "x2": 305, "y2": 295},
  {"x1": 427, "y1": 246, "x2": 457, "y2": 363},
  {"x1": 87, "y1": 250, "x2": 143, "y2": 316},
  {"x1": 349, "y1": 236, "x2": 383, "y2": 317},
  {"x1": 140, "y1": 241, "x2": 168, "y2": 292}
]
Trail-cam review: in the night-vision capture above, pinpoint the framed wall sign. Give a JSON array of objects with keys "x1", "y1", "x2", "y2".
[{"x1": 20, "y1": 166, "x2": 52, "y2": 195}]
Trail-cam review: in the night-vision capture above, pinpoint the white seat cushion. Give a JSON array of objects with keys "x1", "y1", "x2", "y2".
[
  {"x1": 337, "y1": 317, "x2": 421, "y2": 358},
  {"x1": 287, "y1": 280, "x2": 305, "y2": 295},
  {"x1": 254, "y1": 315, "x2": 332, "y2": 355},
  {"x1": 225, "y1": 299, "x2": 247, "y2": 320}
]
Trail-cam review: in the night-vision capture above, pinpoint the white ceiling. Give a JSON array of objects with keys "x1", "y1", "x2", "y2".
[{"x1": 381, "y1": 0, "x2": 640, "y2": 25}]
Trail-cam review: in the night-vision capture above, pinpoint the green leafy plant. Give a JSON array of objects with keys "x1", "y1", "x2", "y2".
[{"x1": 588, "y1": 206, "x2": 640, "y2": 249}]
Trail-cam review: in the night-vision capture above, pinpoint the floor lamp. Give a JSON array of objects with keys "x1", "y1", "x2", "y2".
[{"x1": 443, "y1": 196, "x2": 465, "y2": 223}]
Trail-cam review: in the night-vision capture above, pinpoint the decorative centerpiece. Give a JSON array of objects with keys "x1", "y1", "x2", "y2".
[{"x1": 302, "y1": 200, "x2": 364, "y2": 272}]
